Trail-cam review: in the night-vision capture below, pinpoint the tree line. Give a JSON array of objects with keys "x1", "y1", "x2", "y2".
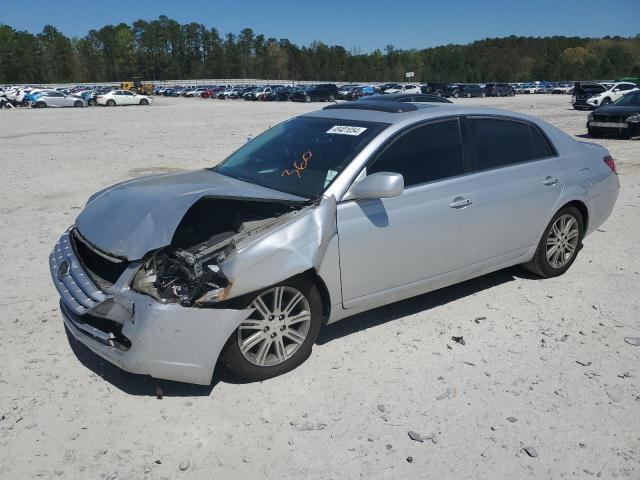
[{"x1": 1, "y1": 17, "x2": 638, "y2": 84}]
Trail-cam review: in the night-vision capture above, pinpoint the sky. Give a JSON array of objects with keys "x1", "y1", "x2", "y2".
[{"x1": 1, "y1": 0, "x2": 638, "y2": 52}]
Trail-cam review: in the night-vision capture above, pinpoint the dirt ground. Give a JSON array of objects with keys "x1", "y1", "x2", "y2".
[{"x1": 0, "y1": 94, "x2": 638, "y2": 480}]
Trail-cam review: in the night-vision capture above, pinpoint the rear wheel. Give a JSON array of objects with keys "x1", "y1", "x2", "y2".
[
  {"x1": 588, "y1": 128, "x2": 602, "y2": 138},
  {"x1": 453, "y1": 91, "x2": 459, "y2": 98},
  {"x1": 481, "y1": 92, "x2": 486, "y2": 98},
  {"x1": 466, "y1": 92, "x2": 471, "y2": 98},
  {"x1": 328, "y1": 95, "x2": 335, "y2": 102},
  {"x1": 222, "y1": 277, "x2": 323, "y2": 381},
  {"x1": 522, "y1": 206, "x2": 584, "y2": 278},
  {"x1": 88, "y1": 99, "x2": 96, "y2": 106},
  {"x1": 305, "y1": 96, "x2": 311, "y2": 103},
  {"x1": 107, "y1": 99, "x2": 116, "y2": 107}
]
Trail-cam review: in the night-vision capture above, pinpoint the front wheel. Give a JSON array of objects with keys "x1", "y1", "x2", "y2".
[
  {"x1": 304, "y1": 96, "x2": 311, "y2": 103},
  {"x1": 328, "y1": 95, "x2": 335, "y2": 102},
  {"x1": 140, "y1": 98, "x2": 149, "y2": 105},
  {"x1": 222, "y1": 277, "x2": 323, "y2": 381},
  {"x1": 74, "y1": 100, "x2": 83, "y2": 107},
  {"x1": 601, "y1": 97, "x2": 611, "y2": 105},
  {"x1": 522, "y1": 206, "x2": 584, "y2": 278},
  {"x1": 36, "y1": 101, "x2": 46, "y2": 108},
  {"x1": 88, "y1": 99, "x2": 96, "y2": 106}
]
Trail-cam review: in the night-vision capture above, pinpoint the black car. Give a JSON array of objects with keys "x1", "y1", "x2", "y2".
[
  {"x1": 572, "y1": 82, "x2": 606, "y2": 110},
  {"x1": 422, "y1": 83, "x2": 458, "y2": 97},
  {"x1": 263, "y1": 86, "x2": 294, "y2": 101},
  {"x1": 289, "y1": 84, "x2": 339, "y2": 102},
  {"x1": 587, "y1": 90, "x2": 640, "y2": 139},
  {"x1": 484, "y1": 83, "x2": 514, "y2": 97},
  {"x1": 360, "y1": 93, "x2": 452, "y2": 104},
  {"x1": 456, "y1": 84, "x2": 485, "y2": 98}
]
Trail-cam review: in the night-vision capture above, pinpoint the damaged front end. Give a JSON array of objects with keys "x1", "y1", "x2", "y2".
[
  {"x1": 130, "y1": 197, "x2": 305, "y2": 307},
  {"x1": 51, "y1": 188, "x2": 336, "y2": 385}
]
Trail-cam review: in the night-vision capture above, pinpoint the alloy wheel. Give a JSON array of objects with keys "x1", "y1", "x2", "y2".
[
  {"x1": 237, "y1": 286, "x2": 312, "y2": 367},
  {"x1": 546, "y1": 214, "x2": 580, "y2": 269}
]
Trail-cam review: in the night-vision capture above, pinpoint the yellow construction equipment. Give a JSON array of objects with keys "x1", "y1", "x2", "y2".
[{"x1": 120, "y1": 77, "x2": 154, "y2": 95}]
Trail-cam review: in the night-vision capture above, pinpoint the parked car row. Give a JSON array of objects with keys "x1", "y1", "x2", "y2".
[
  {"x1": 0, "y1": 85, "x2": 153, "y2": 108},
  {"x1": 585, "y1": 89, "x2": 640, "y2": 139}
]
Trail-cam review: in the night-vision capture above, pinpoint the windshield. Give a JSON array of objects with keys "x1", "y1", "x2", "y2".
[
  {"x1": 215, "y1": 117, "x2": 388, "y2": 199},
  {"x1": 612, "y1": 91, "x2": 640, "y2": 106}
]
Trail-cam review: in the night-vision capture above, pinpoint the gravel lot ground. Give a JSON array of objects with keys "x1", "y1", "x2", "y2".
[{"x1": 0, "y1": 94, "x2": 638, "y2": 480}]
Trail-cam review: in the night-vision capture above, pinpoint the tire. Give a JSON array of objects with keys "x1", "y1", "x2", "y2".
[
  {"x1": 305, "y1": 96, "x2": 311, "y2": 103},
  {"x1": 139, "y1": 98, "x2": 149, "y2": 105},
  {"x1": 36, "y1": 101, "x2": 46, "y2": 108},
  {"x1": 601, "y1": 97, "x2": 611, "y2": 105},
  {"x1": 496, "y1": 90, "x2": 501, "y2": 97},
  {"x1": 88, "y1": 99, "x2": 96, "y2": 106},
  {"x1": 481, "y1": 92, "x2": 486, "y2": 98},
  {"x1": 453, "y1": 91, "x2": 459, "y2": 98},
  {"x1": 466, "y1": 92, "x2": 471, "y2": 98},
  {"x1": 510, "y1": 90, "x2": 515, "y2": 96},
  {"x1": 222, "y1": 277, "x2": 323, "y2": 381},
  {"x1": 107, "y1": 99, "x2": 116, "y2": 107},
  {"x1": 522, "y1": 206, "x2": 584, "y2": 278},
  {"x1": 328, "y1": 95, "x2": 335, "y2": 102},
  {"x1": 74, "y1": 100, "x2": 83, "y2": 108},
  {"x1": 588, "y1": 128, "x2": 602, "y2": 138}
]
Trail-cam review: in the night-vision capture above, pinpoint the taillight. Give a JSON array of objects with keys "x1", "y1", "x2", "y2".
[{"x1": 603, "y1": 155, "x2": 617, "y2": 174}]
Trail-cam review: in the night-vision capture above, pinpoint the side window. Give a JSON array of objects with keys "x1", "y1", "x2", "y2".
[
  {"x1": 530, "y1": 125, "x2": 555, "y2": 158},
  {"x1": 368, "y1": 119, "x2": 464, "y2": 187},
  {"x1": 465, "y1": 118, "x2": 534, "y2": 172}
]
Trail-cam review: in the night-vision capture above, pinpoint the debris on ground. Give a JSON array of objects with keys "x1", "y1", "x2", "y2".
[
  {"x1": 377, "y1": 404, "x2": 386, "y2": 413},
  {"x1": 178, "y1": 462, "x2": 189, "y2": 471},
  {"x1": 290, "y1": 421, "x2": 327, "y2": 431},
  {"x1": 408, "y1": 430, "x2": 437, "y2": 444},
  {"x1": 474, "y1": 316, "x2": 487, "y2": 324},
  {"x1": 523, "y1": 447, "x2": 539, "y2": 458},
  {"x1": 507, "y1": 417, "x2": 518, "y2": 423},
  {"x1": 451, "y1": 336, "x2": 465, "y2": 345},
  {"x1": 624, "y1": 336, "x2": 640, "y2": 346},
  {"x1": 436, "y1": 388, "x2": 454, "y2": 400},
  {"x1": 576, "y1": 360, "x2": 592, "y2": 367},
  {"x1": 406, "y1": 457, "x2": 413, "y2": 463}
]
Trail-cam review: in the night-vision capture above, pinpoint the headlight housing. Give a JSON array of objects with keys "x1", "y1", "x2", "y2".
[{"x1": 625, "y1": 113, "x2": 640, "y2": 124}]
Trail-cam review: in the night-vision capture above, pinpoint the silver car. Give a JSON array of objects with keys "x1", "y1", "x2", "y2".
[
  {"x1": 35, "y1": 91, "x2": 86, "y2": 108},
  {"x1": 49, "y1": 101, "x2": 619, "y2": 384}
]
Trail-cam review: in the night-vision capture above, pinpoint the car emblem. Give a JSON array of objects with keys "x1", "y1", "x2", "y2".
[{"x1": 58, "y1": 260, "x2": 70, "y2": 277}]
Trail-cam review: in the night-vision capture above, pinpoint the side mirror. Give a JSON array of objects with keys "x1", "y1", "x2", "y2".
[{"x1": 343, "y1": 172, "x2": 404, "y2": 201}]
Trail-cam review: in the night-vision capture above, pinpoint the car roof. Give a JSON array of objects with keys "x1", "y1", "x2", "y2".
[{"x1": 304, "y1": 102, "x2": 553, "y2": 126}]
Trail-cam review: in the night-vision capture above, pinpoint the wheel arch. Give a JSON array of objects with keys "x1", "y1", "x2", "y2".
[{"x1": 301, "y1": 269, "x2": 332, "y2": 324}]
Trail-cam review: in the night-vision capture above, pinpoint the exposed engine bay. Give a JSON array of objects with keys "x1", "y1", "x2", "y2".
[{"x1": 131, "y1": 197, "x2": 306, "y2": 307}]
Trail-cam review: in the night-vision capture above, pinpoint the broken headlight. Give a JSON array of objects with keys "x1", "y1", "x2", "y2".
[{"x1": 132, "y1": 250, "x2": 231, "y2": 307}]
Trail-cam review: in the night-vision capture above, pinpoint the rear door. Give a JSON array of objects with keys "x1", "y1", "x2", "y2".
[{"x1": 457, "y1": 116, "x2": 565, "y2": 262}]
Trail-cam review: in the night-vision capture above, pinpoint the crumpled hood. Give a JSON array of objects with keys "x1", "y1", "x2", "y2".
[{"x1": 75, "y1": 169, "x2": 305, "y2": 260}]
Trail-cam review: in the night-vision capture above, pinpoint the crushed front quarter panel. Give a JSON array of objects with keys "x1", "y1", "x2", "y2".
[{"x1": 219, "y1": 195, "x2": 338, "y2": 300}]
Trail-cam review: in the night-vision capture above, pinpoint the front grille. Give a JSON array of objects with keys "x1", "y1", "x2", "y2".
[
  {"x1": 50, "y1": 231, "x2": 109, "y2": 315},
  {"x1": 593, "y1": 115, "x2": 624, "y2": 123},
  {"x1": 71, "y1": 229, "x2": 128, "y2": 285}
]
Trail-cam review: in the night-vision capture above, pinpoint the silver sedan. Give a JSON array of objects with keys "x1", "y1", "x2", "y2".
[
  {"x1": 34, "y1": 91, "x2": 87, "y2": 108},
  {"x1": 49, "y1": 101, "x2": 619, "y2": 384}
]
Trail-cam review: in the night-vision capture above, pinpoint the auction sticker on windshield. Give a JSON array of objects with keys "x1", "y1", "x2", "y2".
[{"x1": 326, "y1": 125, "x2": 368, "y2": 136}]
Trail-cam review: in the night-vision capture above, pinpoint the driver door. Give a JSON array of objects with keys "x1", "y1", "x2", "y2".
[{"x1": 337, "y1": 118, "x2": 472, "y2": 308}]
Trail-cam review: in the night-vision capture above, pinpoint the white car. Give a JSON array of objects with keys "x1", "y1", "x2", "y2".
[
  {"x1": 384, "y1": 84, "x2": 421, "y2": 94},
  {"x1": 97, "y1": 90, "x2": 152, "y2": 106},
  {"x1": 586, "y1": 82, "x2": 639, "y2": 108}
]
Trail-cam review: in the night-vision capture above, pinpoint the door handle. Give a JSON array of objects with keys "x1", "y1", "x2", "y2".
[
  {"x1": 542, "y1": 176, "x2": 559, "y2": 186},
  {"x1": 449, "y1": 197, "x2": 473, "y2": 209}
]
